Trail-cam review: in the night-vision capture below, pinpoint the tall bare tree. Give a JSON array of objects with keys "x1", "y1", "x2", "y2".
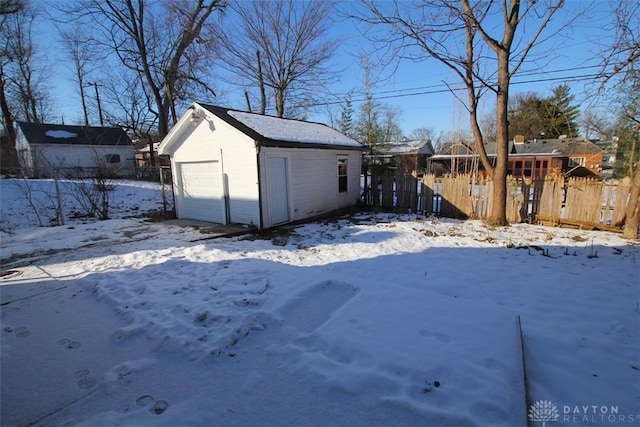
[
  {"x1": 0, "y1": 0, "x2": 24, "y2": 151},
  {"x1": 60, "y1": 27, "x2": 97, "y2": 126},
  {"x1": 409, "y1": 127, "x2": 438, "y2": 141},
  {"x1": 0, "y1": 5, "x2": 17, "y2": 141},
  {"x1": 1, "y1": 3, "x2": 51, "y2": 129},
  {"x1": 354, "y1": 57, "x2": 383, "y2": 146},
  {"x1": 101, "y1": 71, "x2": 159, "y2": 140},
  {"x1": 63, "y1": 0, "x2": 225, "y2": 138},
  {"x1": 355, "y1": 0, "x2": 565, "y2": 225},
  {"x1": 597, "y1": 0, "x2": 639, "y2": 238},
  {"x1": 214, "y1": 0, "x2": 337, "y2": 118}
]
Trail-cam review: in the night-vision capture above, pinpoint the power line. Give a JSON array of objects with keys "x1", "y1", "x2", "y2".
[
  {"x1": 308, "y1": 63, "x2": 611, "y2": 109},
  {"x1": 362, "y1": 64, "x2": 605, "y2": 98}
]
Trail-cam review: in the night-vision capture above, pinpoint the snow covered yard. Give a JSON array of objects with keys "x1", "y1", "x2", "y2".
[{"x1": 1, "y1": 178, "x2": 638, "y2": 426}]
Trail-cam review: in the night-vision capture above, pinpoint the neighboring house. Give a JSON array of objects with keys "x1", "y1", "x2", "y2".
[
  {"x1": 593, "y1": 137, "x2": 619, "y2": 178},
  {"x1": 157, "y1": 103, "x2": 365, "y2": 229},
  {"x1": 366, "y1": 139, "x2": 435, "y2": 175},
  {"x1": 427, "y1": 140, "x2": 477, "y2": 177},
  {"x1": 427, "y1": 136, "x2": 604, "y2": 178},
  {"x1": 134, "y1": 141, "x2": 160, "y2": 166},
  {"x1": 15, "y1": 121, "x2": 134, "y2": 178},
  {"x1": 510, "y1": 136, "x2": 604, "y2": 177}
]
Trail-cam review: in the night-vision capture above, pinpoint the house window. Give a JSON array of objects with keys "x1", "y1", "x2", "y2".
[
  {"x1": 105, "y1": 153, "x2": 121, "y2": 164},
  {"x1": 535, "y1": 160, "x2": 549, "y2": 177},
  {"x1": 337, "y1": 156, "x2": 348, "y2": 193},
  {"x1": 569, "y1": 157, "x2": 585, "y2": 167},
  {"x1": 514, "y1": 160, "x2": 523, "y2": 177}
]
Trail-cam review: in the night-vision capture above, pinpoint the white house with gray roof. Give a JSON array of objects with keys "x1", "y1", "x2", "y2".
[
  {"x1": 15, "y1": 121, "x2": 134, "y2": 178},
  {"x1": 158, "y1": 103, "x2": 365, "y2": 229}
]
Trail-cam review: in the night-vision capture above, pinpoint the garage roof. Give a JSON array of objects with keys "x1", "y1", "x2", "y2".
[{"x1": 199, "y1": 104, "x2": 364, "y2": 150}]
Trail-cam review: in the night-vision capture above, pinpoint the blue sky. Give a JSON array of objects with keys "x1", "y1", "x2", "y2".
[{"x1": 36, "y1": 0, "x2": 614, "y2": 137}]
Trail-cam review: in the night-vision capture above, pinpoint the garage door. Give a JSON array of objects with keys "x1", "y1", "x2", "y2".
[{"x1": 177, "y1": 161, "x2": 225, "y2": 223}]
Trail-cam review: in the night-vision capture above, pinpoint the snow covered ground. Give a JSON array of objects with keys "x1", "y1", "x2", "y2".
[{"x1": 1, "y1": 178, "x2": 638, "y2": 427}]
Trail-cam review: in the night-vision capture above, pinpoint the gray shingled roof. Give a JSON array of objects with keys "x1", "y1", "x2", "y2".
[
  {"x1": 434, "y1": 138, "x2": 602, "y2": 157},
  {"x1": 15, "y1": 122, "x2": 132, "y2": 146},
  {"x1": 511, "y1": 138, "x2": 602, "y2": 155},
  {"x1": 372, "y1": 139, "x2": 435, "y2": 156}
]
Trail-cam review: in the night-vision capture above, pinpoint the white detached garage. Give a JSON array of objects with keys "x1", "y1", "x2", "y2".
[{"x1": 158, "y1": 103, "x2": 365, "y2": 229}]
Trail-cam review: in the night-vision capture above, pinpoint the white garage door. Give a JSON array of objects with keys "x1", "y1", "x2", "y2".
[{"x1": 177, "y1": 161, "x2": 225, "y2": 223}]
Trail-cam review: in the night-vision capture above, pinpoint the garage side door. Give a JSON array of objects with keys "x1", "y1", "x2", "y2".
[
  {"x1": 267, "y1": 156, "x2": 290, "y2": 225},
  {"x1": 177, "y1": 161, "x2": 225, "y2": 223}
]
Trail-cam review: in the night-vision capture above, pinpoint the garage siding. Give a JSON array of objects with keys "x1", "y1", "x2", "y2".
[
  {"x1": 170, "y1": 116, "x2": 260, "y2": 226},
  {"x1": 215, "y1": 125, "x2": 261, "y2": 227},
  {"x1": 259, "y1": 147, "x2": 361, "y2": 228}
]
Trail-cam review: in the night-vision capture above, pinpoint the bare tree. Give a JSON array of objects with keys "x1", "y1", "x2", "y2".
[
  {"x1": 353, "y1": 56, "x2": 386, "y2": 146},
  {"x1": 0, "y1": 0, "x2": 23, "y2": 15},
  {"x1": 600, "y1": 1, "x2": 639, "y2": 84},
  {"x1": 355, "y1": 0, "x2": 565, "y2": 225},
  {"x1": 580, "y1": 109, "x2": 611, "y2": 141},
  {"x1": 101, "y1": 72, "x2": 159, "y2": 142},
  {"x1": 1, "y1": 3, "x2": 52, "y2": 130},
  {"x1": 60, "y1": 27, "x2": 98, "y2": 127},
  {"x1": 596, "y1": 0, "x2": 639, "y2": 238},
  {"x1": 409, "y1": 127, "x2": 437, "y2": 141},
  {"x1": 214, "y1": 0, "x2": 338, "y2": 118},
  {"x1": 0, "y1": 0, "x2": 23, "y2": 141},
  {"x1": 62, "y1": 0, "x2": 225, "y2": 138},
  {"x1": 380, "y1": 104, "x2": 403, "y2": 142}
]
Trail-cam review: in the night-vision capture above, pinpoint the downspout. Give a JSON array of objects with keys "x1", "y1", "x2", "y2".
[
  {"x1": 220, "y1": 148, "x2": 230, "y2": 225},
  {"x1": 255, "y1": 141, "x2": 264, "y2": 229}
]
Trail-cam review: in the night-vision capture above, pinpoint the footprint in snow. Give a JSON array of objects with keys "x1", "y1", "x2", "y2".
[
  {"x1": 136, "y1": 395, "x2": 155, "y2": 407},
  {"x1": 136, "y1": 395, "x2": 170, "y2": 415},
  {"x1": 14, "y1": 326, "x2": 31, "y2": 338},
  {"x1": 56, "y1": 338, "x2": 81, "y2": 349},
  {"x1": 74, "y1": 369, "x2": 97, "y2": 390}
]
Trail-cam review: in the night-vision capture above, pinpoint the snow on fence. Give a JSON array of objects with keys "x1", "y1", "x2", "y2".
[{"x1": 363, "y1": 173, "x2": 632, "y2": 232}]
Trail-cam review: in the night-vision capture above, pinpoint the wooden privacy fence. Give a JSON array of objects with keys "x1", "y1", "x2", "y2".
[{"x1": 363, "y1": 173, "x2": 632, "y2": 231}]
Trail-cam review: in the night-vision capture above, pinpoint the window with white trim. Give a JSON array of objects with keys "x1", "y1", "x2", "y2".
[{"x1": 337, "y1": 156, "x2": 348, "y2": 193}]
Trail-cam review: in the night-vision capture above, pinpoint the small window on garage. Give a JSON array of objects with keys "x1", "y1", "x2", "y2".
[
  {"x1": 105, "y1": 153, "x2": 121, "y2": 164},
  {"x1": 337, "y1": 156, "x2": 348, "y2": 193}
]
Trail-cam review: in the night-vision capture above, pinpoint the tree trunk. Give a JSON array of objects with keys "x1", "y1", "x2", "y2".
[
  {"x1": 257, "y1": 50, "x2": 266, "y2": 115},
  {"x1": 275, "y1": 88, "x2": 285, "y2": 118},
  {"x1": 622, "y1": 123, "x2": 640, "y2": 239},
  {"x1": 491, "y1": 49, "x2": 511, "y2": 226},
  {"x1": 623, "y1": 169, "x2": 640, "y2": 239},
  {"x1": 0, "y1": 70, "x2": 16, "y2": 144}
]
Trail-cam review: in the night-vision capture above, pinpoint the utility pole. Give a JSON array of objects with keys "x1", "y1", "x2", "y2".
[{"x1": 89, "y1": 82, "x2": 104, "y2": 126}]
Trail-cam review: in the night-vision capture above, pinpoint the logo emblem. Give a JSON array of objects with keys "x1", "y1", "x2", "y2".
[{"x1": 529, "y1": 400, "x2": 559, "y2": 426}]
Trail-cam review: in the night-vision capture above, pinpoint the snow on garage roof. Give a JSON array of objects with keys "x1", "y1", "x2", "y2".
[
  {"x1": 228, "y1": 110, "x2": 362, "y2": 147},
  {"x1": 198, "y1": 104, "x2": 364, "y2": 149}
]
